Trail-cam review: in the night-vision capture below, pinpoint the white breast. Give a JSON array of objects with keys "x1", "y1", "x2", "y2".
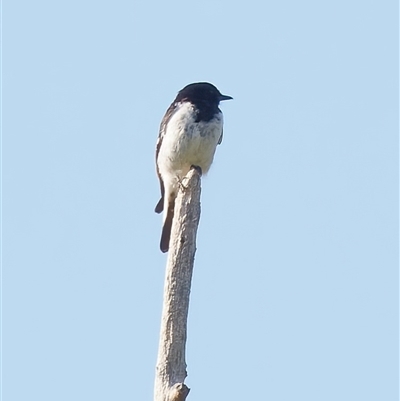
[{"x1": 158, "y1": 102, "x2": 223, "y2": 179}]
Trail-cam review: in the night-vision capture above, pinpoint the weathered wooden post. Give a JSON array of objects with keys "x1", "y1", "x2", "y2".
[{"x1": 154, "y1": 168, "x2": 201, "y2": 401}]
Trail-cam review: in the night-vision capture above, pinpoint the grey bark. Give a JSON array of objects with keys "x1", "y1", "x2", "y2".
[{"x1": 154, "y1": 168, "x2": 202, "y2": 401}]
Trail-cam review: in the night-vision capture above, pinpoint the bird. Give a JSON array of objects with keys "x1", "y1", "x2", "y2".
[{"x1": 155, "y1": 82, "x2": 232, "y2": 253}]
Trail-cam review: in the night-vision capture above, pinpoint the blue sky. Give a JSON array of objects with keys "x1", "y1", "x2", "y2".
[{"x1": 3, "y1": 1, "x2": 398, "y2": 400}]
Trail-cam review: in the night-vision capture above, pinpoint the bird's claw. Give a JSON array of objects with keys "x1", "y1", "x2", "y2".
[{"x1": 177, "y1": 176, "x2": 187, "y2": 192}]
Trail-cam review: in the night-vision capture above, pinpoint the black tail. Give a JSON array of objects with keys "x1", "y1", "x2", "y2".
[
  {"x1": 160, "y1": 199, "x2": 175, "y2": 253},
  {"x1": 155, "y1": 196, "x2": 163, "y2": 214}
]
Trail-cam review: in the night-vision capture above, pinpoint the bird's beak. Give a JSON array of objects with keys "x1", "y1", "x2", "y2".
[{"x1": 219, "y1": 94, "x2": 233, "y2": 101}]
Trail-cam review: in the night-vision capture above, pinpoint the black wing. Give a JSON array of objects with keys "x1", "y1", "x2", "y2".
[
  {"x1": 218, "y1": 128, "x2": 223, "y2": 145},
  {"x1": 155, "y1": 102, "x2": 177, "y2": 213}
]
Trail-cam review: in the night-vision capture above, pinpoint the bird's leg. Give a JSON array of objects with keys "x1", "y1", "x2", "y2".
[
  {"x1": 176, "y1": 166, "x2": 202, "y2": 193},
  {"x1": 176, "y1": 175, "x2": 188, "y2": 192}
]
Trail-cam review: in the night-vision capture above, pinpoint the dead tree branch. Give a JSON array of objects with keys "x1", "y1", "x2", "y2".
[{"x1": 154, "y1": 168, "x2": 201, "y2": 401}]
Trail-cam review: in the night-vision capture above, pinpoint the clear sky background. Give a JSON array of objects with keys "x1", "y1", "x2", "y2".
[{"x1": 3, "y1": 1, "x2": 398, "y2": 400}]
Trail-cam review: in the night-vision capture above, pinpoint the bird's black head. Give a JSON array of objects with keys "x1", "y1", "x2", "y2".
[{"x1": 175, "y1": 82, "x2": 233, "y2": 105}]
